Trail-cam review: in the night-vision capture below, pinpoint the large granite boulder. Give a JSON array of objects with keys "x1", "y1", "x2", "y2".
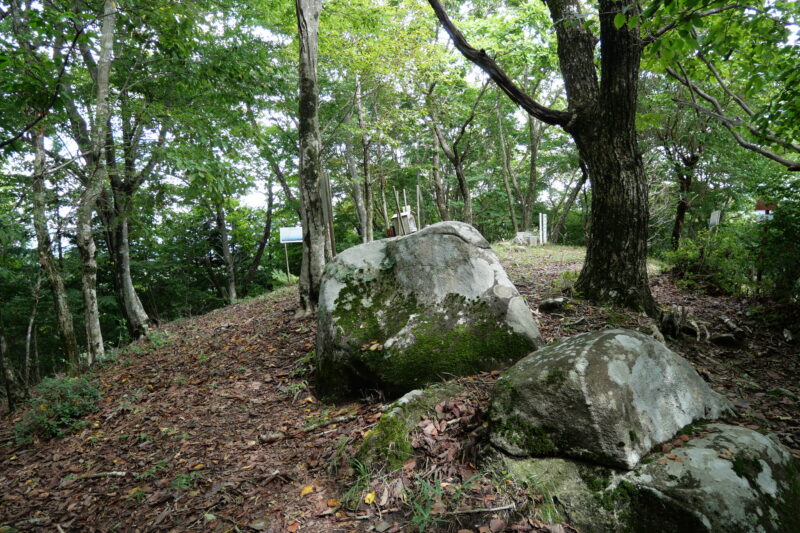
[
  {"x1": 492, "y1": 424, "x2": 800, "y2": 533},
  {"x1": 316, "y1": 221, "x2": 543, "y2": 398},
  {"x1": 489, "y1": 329, "x2": 732, "y2": 469}
]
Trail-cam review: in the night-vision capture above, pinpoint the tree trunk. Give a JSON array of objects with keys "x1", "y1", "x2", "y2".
[
  {"x1": 75, "y1": 0, "x2": 116, "y2": 367},
  {"x1": 672, "y1": 175, "x2": 691, "y2": 250},
  {"x1": 214, "y1": 201, "x2": 237, "y2": 303},
  {"x1": 346, "y1": 142, "x2": 369, "y2": 242},
  {"x1": 115, "y1": 214, "x2": 152, "y2": 336},
  {"x1": 0, "y1": 320, "x2": 18, "y2": 412},
  {"x1": 31, "y1": 132, "x2": 80, "y2": 371},
  {"x1": 550, "y1": 164, "x2": 588, "y2": 244},
  {"x1": 496, "y1": 104, "x2": 520, "y2": 233},
  {"x1": 431, "y1": 132, "x2": 449, "y2": 221},
  {"x1": 433, "y1": 124, "x2": 472, "y2": 224},
  {"x1": 25, "y1": 272, "x2": 42, "y2": 389},
  {"x1": 427, "y1": 0, "x2": 657, "y2": 315},
  {"x1": 295, "y1": 0, "x2": 327, "y2": 316},
  {"x1": 355, "y1": 76, "x2": 373, "y2": 242},
  {"x1": 522, "y1": 116, "x2": 543, "y2": 231},
  {"x1": 241, "y1": 178, "x2": 275, "y2": 296}
]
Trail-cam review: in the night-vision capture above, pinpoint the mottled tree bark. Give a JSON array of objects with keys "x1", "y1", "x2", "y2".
[
  {"x1": 31, "y1": 132, "x2": 80, "y2": 371},
  {"x1": 430, "y1": 132, "x2": 450, "y2": 221},
  {"x1": 429, "y1": 0, "x2": 656, "y2": 314},
  {"x1": 355, "y1": 76, "x2": 374, "y2": 242},
  {"x1": 295, "y1": 0, "x2": 327, "y2": 316},
  {"x1": 214, "y1": 201, "x2": 237, "y2": 302}
]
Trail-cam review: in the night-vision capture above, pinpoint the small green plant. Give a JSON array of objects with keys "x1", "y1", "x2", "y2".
[
  {"x1": 408, "y1": 475, "x2": 447, "y2": 532},
  {"x1": 327, "y1": 436, "x2": 353, "y2": 475},
  {"x1": 341, "y1": 459, "x2": 372, "y2": 511},
  {"x1": 271, "y1": 268, "x2": 298, "y2": 287},
  {"x1": 14, "y1": 376, "x2": 102, "y2": 444},
  {"x1": 290, "y1": 351, "x2": 315, "y2": 378},
  {"x1": 170, "y1": 471, "x2": 204, "y2": 491},
  {"x1": 147, "y1": 330, "x2": 172, "y2": 348},
  {"x1": 283, "y1": 381, "x2": 308, "y2": 401},
  {"x1": 137, "y1": 458, "x2": 169, "y2": 480}
]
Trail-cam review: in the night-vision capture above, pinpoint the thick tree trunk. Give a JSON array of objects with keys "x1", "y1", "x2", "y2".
[
  {"x1": 241, "y1": 179, "x2": 275, "y2": 296},
  {"x1": 295, "y1": 0, "x2": 327, "y2": 316},
  {"x1": 566, "y1": 0, "x2": 656, "y2": 315},
  {"x1": 214, "y1": 201, "x2": 237, "y2": 303},
  {"x1": 31, "y1": 133, "x2": 80, "y2": 371},
  {"x1": 431, "y1": 133, "x2": 449, "y2": 221}
]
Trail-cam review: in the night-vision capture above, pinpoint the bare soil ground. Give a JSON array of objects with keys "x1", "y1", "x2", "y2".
[{"x1": 1, "y1": 245, "x2": 797, "y2": 532}]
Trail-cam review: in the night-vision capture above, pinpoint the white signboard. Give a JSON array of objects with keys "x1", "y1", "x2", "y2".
[{"x1": 279, "y1": 227, "x2": 303, "y2": 244}]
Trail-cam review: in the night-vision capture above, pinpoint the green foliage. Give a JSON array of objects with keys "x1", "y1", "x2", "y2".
[
  {"x1": 408, "y1": 475, "x2": 447, "y2": 532},
  {"x1": 14, "y1": 376, "x2": 102, "y2": 443},
  {"x1": 664, "y1": 225, "x2": 758, "y2": 296}
]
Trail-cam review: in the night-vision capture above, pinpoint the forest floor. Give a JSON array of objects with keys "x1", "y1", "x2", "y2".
[{"x1": 1, "y1": 245, "x2": 798, "y2": 533}]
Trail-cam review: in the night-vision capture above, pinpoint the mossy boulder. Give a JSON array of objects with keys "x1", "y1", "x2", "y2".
[
  {"x1": 493, "y1": 424, "x2": 800, "y2": 533},
  {"x1": 489, "y1": 329, "x2": 733, "y2": 469},
  {"x1": 356, "y1": 383, "x2": 463, "y2": 471},
  {"x1": 316, "y1": 221, "x2": 543, "y2": 399}
]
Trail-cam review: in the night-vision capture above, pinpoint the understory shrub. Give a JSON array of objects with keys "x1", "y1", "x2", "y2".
[
  {"x1": 14, "y1": 376, "x2": 102, "y2": 444},
  {"x1": 664, "y1": 224, "x2": 758, "y2": 296}
]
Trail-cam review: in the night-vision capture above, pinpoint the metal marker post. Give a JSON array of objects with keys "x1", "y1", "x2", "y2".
[{"x1": 279, "y1": 227, "x2": 303, "y2": 282}]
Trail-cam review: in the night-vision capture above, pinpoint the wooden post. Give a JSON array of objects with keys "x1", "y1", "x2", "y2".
[
  {"x1": 416, "y1": 178, "x2": 422, "y2": 229},
  {"x1": 392, "y1": 187, "x2": 406, "y2": 235}
]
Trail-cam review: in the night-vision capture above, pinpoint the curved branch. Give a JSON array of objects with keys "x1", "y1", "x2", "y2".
[
  {"x1": 667, "y1": 66, "x2": 800, "y2": 171},
  {"x1": 426, "y1": 0, "x2": 573, "y2": 128}
]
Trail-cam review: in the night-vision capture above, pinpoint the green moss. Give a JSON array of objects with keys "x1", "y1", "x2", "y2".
[
  {"x1": 356, "y1": 414, "x2": 414, "y2": 471},
  {"x1": 732, "y1": 454, "x2": 763, "y2": 488},
  {"x1": 544, "y1": 369, "x2": 567, "y2": 387},
  {"x1": 319, "y1": 273, "x2": 535, "y2": 398},
  {"x1": 629, "y1": 430, "x2": 638, "y2": 442},
  {"x1": 605, "y1": 312, "x2": 629, "y2": 326},
  {"x1": 494, "y1": 414, "x2": 556, "y2": 455}
]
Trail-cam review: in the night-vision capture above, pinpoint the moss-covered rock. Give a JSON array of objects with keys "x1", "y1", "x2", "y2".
[
  {"x1": 491, "y1": 424, "x2": 800, "y2": 533},
  {"x1": 316, "y1": 222, "x2": 543, "y2": 399},
  {"x1": 356, "y1": 383, "x2": 464, "y2": 471},
  {"x1": 488, "y1": 329, "x2": 733, "y2": 469}
]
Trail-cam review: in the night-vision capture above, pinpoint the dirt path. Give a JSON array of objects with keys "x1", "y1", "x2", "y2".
[{"x1": 1, "y1": 247, "x2": 798, "y2": 532}]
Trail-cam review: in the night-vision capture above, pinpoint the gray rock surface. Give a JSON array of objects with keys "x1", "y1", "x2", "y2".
[
  {"x1": 489, "y1": 329, "x2": 733, "y2": 469},
  {"x1": 626, "y1": 423, "x2": 800, "y2": 532},
  {"x1": 494, "y1": 424, "x2": 800, "y2": 533},
  {"x1": 316, "y1": 221, "x2": 543, "y2": 398}
]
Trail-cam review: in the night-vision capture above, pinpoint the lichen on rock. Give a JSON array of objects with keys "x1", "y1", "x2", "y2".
[{"x1": 316, "y1": 221, "x2": 542, "y2": 399}]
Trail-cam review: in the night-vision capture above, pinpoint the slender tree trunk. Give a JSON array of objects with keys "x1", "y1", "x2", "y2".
[
  {"x1": 522, "y1": 117, "x2": 543, "y2": 231},
  {"x1": 433, "y1": 124, "x2": 472, "y2": 224},
  {"x1": 241, "y1": 178, "x2": 275, "y2": 296},
  {"x1": 295, "y1": 0, "x2": 327, "y2": 316},
  {"x1": 115, "y1": 214, "x2": 151, "y2": 336},
  {"x1": 0, "y1": 320, "x2": 18, "y2": 412},
  {"x1": 496, "y1": 105, "x2": 520, "y2": 233},
  {"x1": 346, "y1": 143, "x2": 368, "y2": 242},
  {"x1": 431, "y1": 132, "x2": 449, "y2": 221},
  {"x1": 214, "y1": 201, "x2": 237, "y2": 303},
  {"x1": 31, "y1": 132, "x2": 80, "y2": 370},
  {"x1": 25, "y1": 272, "x2": 42, "y2": 389},
  {"x1": 671, "y1": 175, "x2": 691, "y2": 250},
  {"x1": 355, "y1": 76, "x2": 373, "y2": 242},
  {"x1": 550, "y1": 164, "x2": 588, "y2": 244},
  {"x1": 75, "y1": 0, "x2": 116, "y2": 367}
]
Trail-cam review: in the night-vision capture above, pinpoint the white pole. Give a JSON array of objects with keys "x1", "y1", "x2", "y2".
[
  {"x1": 284, "y1": 243, "x2": 290, "y2": 281},
  {"x1": 543, "y1": 213, "x2": 548, "y2": 245}
]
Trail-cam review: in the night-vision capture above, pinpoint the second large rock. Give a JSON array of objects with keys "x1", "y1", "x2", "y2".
[
  {"x1": 489, "y1": 329, "x2": 733, "y2": 469},
  {"x1": 316, "y1": 221, "x2": 543, "y2": 398}
]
